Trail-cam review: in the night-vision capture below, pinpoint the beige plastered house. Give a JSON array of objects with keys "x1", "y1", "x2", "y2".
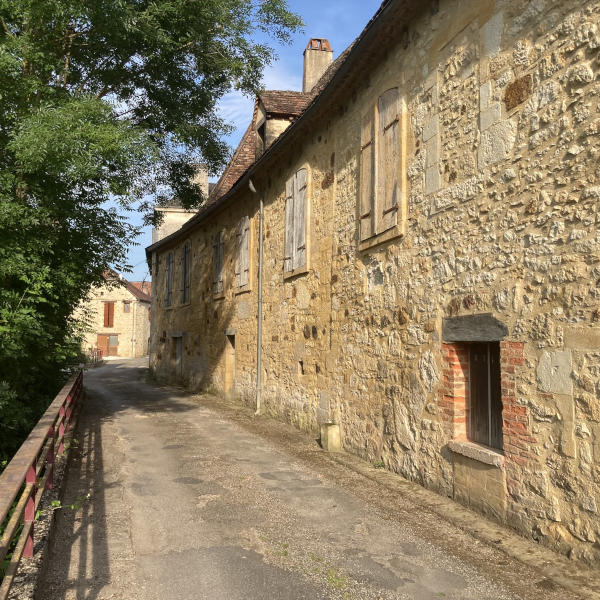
[
  {"x1": 77, "y1": 273, "x2": 151, "y2": 358},
  {"x1": 146, "y1": 0, "x2": 600, "y2": 565}
]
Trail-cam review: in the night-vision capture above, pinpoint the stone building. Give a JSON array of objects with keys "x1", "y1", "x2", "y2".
[
  {"x1": 77, "y1": 272, "x2": 151, "y2": 358},
  {"x1": 146, "y1": 0, "x2": 600, "y2": 564}
]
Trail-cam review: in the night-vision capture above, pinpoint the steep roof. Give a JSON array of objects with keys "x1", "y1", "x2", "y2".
[
  {"x1": 103, "y1": 271, "x2": 152, "y2": 303},
  {"x1": 208, "y1": 123, "x2": 256, "y2": 203},
  {"x1": 131, "y1": 281, "x2": 152, "y2": 297},
  {"x1": 147, "y1": 0, "x2": 403, "y2": 256},
  {"x1": 259, "y1": 90, "x2": 311, "y2": 117}
]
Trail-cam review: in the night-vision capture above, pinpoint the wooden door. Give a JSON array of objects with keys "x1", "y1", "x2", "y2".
[
  {"x1": 97, "y1": 334, "x2": 109, "y2": 358},
  {"x1": 468, "y1": 342, "x2": 502, "y2": 449}
]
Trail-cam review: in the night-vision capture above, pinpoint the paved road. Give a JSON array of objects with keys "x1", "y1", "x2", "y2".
[{"x1": 38, "y1": 359, "x2": 594, "y2": 599}]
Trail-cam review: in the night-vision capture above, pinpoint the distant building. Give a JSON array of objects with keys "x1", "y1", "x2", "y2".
[
  {"x1": 152, "y1": 165, "x2": 211, "y2": 244},
  {"x1": 77, "y1": 272, "x2": 151, "y2": 358}
]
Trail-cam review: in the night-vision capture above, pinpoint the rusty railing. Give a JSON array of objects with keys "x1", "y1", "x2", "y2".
[
  {"x1": 0, "y1": 371, "x2": 83, "y2": 599},
  {"x1": 87, "y1": 348, "x2": 103, "y2": 363}
]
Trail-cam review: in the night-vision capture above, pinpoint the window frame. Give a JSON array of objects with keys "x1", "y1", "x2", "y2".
[
  {"x1": 103, "y1": 301, "x2": 115, "y2": 328},
  {"x1": 212, "y1": 230, "x2": 225, "y2": 299},
  {"x1": 235, "y1": 216, "x2": 253, "y2": 294},
  {"x1": 165, "y1": 251, "x2": 174, "y2": 307},
  {"x1": 180, "y1": 240, "x2": 191, "y2": 305},
  {"x1": 358, "y1": 87, "x2": 407, "y2": 252},
  {"x1": 283, "y1": 166, "x2": 310, "y2": 279}
]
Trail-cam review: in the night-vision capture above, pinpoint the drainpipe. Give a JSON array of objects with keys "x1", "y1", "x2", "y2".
[
  {"x1": 131, "y1": 300, "x2": 136, "y2": 357},
  {"x1": 249, "y1": 179, "x2": 263, "y2": 415}
]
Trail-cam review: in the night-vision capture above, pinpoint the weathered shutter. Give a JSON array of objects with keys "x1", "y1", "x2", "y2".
[
  {"x1": 183, "y1": 242, "x2": 190, "y2": 303},
  {"x1": 378, "y1": 88, "x2": 399, "y2": 233},
  {"x1": 241, "y1": 216, "x2": 250, "y2": 287},
  {"x1": 218, "y1": 231, "x2": 224, "y2": 293},
  {"x1": 213, "y1": 233, "x2": 223, "y2": 294},
  {"x1": 180, "y1": 246, "x2": 185, "y2": 303},
  {"x1": 235, "y1": 220, "x2": 242, "y2": 287},
  {"x1": 284, "y1": 176, "x2": 295, "y2": 272},
  {"x1": 106, "y1": 302, "x2": 114, "y2": 327},
  {"x1": 166, "y1": 252, "x2": 173, "y2": 306},
  {"x1": 360, "y1": 109, "x2": 375, "y2": 240},
  {"x1": 293, "y1": 169, "x2": 307, "y2": 270}
]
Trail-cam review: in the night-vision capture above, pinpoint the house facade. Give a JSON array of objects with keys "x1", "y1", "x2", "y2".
[
  {"x1": 77, "y1": 273, "x2": 151, "y2": 359},
  {"x1": 146, "y1": 0, "x2": 600, "y2": 564}
]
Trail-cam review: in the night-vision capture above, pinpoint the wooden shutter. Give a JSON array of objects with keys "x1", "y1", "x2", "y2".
[
  {"x1": 360, "y1": 109, "x2": 375, "y2": 240},
  {"x1": 284, "y1": 176, "x2": 295, "y2": 272},
  {"x1": 104, "y1": 302, "x2": 114, "y2": 328},
  {"x1": 166, "y1": 252, "x2": 173, "y2": 306},
  {"x1": 213, "y1": 232, "x2": 223, "y2": 294},
  {"x1": 179, "y1": 246, "x2": 185, "y2": 302},
  {"x1": 240, "y1": 216, "x2": 250, "y2": 287},
  {"x1": 378, "y1": 88, "x2": 399, "y2": 233},
  {"x1": 293, "y1": 169, "x2": 307, "y2": 270},
  {"x1": 181, "y1": 242, "x2": 190, "y2": 303},
  {"x1": 235, "y1": 221, "x2": 242, "y2": 287}
]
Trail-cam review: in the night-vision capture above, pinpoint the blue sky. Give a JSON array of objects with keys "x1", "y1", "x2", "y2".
[{"x1": 126, "y1": 0, "x2": 381, "y2": 281}]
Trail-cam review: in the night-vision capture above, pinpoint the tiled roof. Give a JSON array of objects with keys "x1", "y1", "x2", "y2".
[
  {"x1": 131, "y1": 281, "x2": 152, "y2": 297},
  {"x1": 103, "y1": 271, "x2": 152, "y2": 302},
  {"x1": 146, "y1": 0, "x2": 401, "y2": 255},
  {"x1": 259, "y1": 90, "x2": 311, "y2": 116},
  {"x1": 208, "y1": 122, "x2": 256, "y2": 202}
]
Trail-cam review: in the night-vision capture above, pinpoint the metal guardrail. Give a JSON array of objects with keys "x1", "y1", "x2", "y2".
[{"x1": 0, "y1": 371, "x2": 83, "y2": 599}]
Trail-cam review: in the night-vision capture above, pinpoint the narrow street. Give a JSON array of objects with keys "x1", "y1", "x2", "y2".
[{"x1": 39, "y1": 359, "x2": 596, "y2": 600}]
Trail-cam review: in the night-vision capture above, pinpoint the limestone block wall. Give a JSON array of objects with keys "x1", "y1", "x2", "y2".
[{"x1": 149, "y1": 0, "x2": 600, "y2": 564}]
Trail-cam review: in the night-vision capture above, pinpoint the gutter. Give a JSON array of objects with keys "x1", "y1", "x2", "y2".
[{"x1": 145, "y1": 0, "x2": 402, "y2": 258}]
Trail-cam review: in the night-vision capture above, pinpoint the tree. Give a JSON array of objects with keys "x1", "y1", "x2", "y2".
[{"x1": 0, "y1": 0, "x2": 302, "y2": 461}]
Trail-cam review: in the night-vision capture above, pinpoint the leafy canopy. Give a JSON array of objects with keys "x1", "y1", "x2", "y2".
[{"x1": 0, "y1": 0, "x2": 302, "y2": 461}]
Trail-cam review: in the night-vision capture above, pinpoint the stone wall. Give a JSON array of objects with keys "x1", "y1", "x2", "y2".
[{"x1": 149, "y1": 0, "x2": 600, "y2": 564}]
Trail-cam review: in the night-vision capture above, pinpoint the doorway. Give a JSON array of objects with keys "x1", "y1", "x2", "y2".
[
  {"x1": 97, "y1": 334, "x2": 118, "y2": 357},
  {"x1": 224, "y1": 334, "x2": 235, "y2": 400}
]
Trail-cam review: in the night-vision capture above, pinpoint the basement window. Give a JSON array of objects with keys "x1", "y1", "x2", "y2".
[{"x1": 468, "y1": 342, "x2": 503, "y2": 450}]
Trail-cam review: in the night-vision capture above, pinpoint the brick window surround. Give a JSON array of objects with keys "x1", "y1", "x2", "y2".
[{"x1": 440, "y1": 341, "x2": 527, "y2": 452}]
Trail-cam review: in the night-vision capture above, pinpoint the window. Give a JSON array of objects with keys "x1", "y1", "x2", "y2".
[
  {"x1": 284, "y1": 168, "x2": 308, "y2": 274},
  {"x1": 468, "y1": 342, "x2": 503, "y2": 450},
  {"x1": 235, "y1": 216, "x2": 250, "y2": 288},
  {"x1": 103, "y1": 302, "x2": 114, "y2": 328},
  {"x1": 123, "y1": 301, "x2": 131, "y2": 313},
  {"x1": 181, "y1": 241, "x2": 191, "y2": 304},
  {"x1": 165, "y1": 251, "x2": 174, "y2": 307},
  {"x1": 212, "y1": 230, "x2": 225, "y2": 295},
  {"x1": 360, "y1": 88, "x2": 404, "y2": 245}
]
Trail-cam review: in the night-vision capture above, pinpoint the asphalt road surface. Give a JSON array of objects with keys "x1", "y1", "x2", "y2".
[{"x1": 38, "y1": 359, "x2": 597, "y2": 599}]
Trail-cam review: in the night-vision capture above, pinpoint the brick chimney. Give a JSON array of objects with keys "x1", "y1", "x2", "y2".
[{"x1": 303, "y1": 38, "x2": 333, "y2": 93}]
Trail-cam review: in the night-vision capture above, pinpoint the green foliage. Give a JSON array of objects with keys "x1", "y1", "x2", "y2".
[{"x1": 0, "y1": 0, "x2": 302, "y2": 463}]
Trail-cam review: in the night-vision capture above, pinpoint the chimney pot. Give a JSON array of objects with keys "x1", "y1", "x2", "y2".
[{"x1": 303, "y1": 38, "x2": 333, "y2": 93}]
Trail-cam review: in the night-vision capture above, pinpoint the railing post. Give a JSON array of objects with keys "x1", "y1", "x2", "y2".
[
  {"x1": 65, "y1": 392, "x2": 73, "y2": 435},
  {"x1": 24, "y1": 462, "x2": 36, "y2": 558},
  {"x1": 46, "y1": 425, "x2": 55, "y2": 491}
]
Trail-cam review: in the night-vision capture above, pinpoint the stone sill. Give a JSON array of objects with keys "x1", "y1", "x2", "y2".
[
  {"x1": 213, "y1": 291, "x2": 225, "y2": 301},
  {"x1": 283, "y1": 264, "x2": 309, "y2": 280},
  {"x1": 234, "y1": 284, "x2": 252, "y2": 295},
  {"x1": 358, "y1": 223, "x2": 404, "y2": 252},
  {"x1": 448, "y1": 440, "x2": 505, "y2": 468}
]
